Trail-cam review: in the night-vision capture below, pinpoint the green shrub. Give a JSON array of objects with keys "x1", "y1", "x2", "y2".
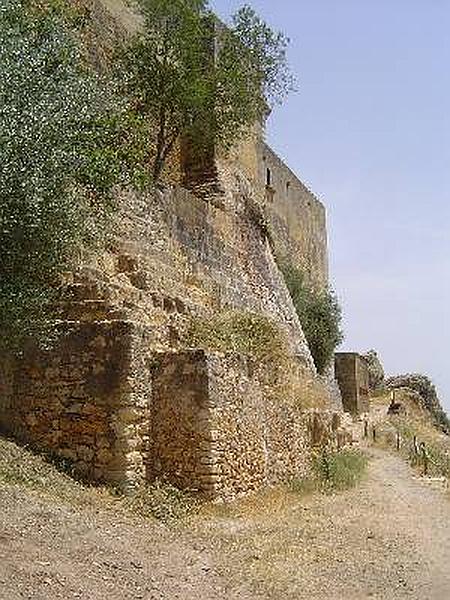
[
  {"x1": 280, "y1": 263, "x2": 343, "y2": 374},
  {"x1": 0, "y1": 0, "x2": 142, "y2": 351}
]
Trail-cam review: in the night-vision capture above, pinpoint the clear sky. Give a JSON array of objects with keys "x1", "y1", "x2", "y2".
[{"x1": 211, "y1": 0, "x2": 450, "y2": 412}]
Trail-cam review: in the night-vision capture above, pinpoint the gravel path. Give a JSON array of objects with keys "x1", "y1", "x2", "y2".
[
  {"x1": 0, "y1": 447, "x2": 449, "y2": 599},
  {"x1": 193, "y1": 447, "x2": 450, "y2": 600}
]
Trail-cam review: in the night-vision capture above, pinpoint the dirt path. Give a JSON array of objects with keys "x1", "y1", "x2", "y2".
[
  {"x1": 0, "y1": 484, "x2": 260, "y2": 600},
  {"x1": 0, "y1": 447, "x2": 449, "y2": 599},
  {"x1": 193, "y1": 447, "x2": 450, "y2": 600}
]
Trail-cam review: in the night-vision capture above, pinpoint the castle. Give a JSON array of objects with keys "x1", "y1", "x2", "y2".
[{"x1": 0, "y1": 0, "x2": 355, "y2": 499}]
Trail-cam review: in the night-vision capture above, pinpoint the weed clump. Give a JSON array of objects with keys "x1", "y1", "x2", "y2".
[
  {"x1": 183, "y1": 310, "x2": 289, "y2": 364},
  {"x1": 314, "y1": 449, "x2": 368, "y2": 491},
  {"x1": 291, "y1": 449, "x2": 368, "y2": 495},
  {"x1": 121, "y1": 479, "x2": 200, "y2": 524}
]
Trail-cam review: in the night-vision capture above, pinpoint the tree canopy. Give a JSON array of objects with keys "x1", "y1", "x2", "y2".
[{"x1": 120, "y1": 0, "x2": 295, "y2": 181}]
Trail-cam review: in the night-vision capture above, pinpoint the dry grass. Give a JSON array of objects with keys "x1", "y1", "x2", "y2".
[
  {"x1": 0, "y1": 436, "x2": 199, "y2": 523},
  {"x1": 192, "y1": 453, "x2": 369, "y2": 598},
  {"x1": 182, "y1": 310, "x2": 290, "y2": 364},
  {"x1": 312, "y1": 448, "x2": 368, "y2": 491},
  {"x1": 368, "y1": 390, "x2": 450, "y2": 482},
  {"x1": 202, "y1": 449, "x2": 368, "y2": 528},
  {"x1": 183, "y1": 309, "x2": 329, "y2": 410},
  {"x1": 0, "y1": 436, "x2": 107, "y2": 508}
]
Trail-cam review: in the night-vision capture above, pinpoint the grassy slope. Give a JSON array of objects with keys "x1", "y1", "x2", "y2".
[{"x1": 369, "y1": 389, "x2": 450, "y2": 479}]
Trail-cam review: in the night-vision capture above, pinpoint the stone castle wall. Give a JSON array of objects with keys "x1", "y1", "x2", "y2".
[
  {"x1": 260, "y1": 144, "x2": 329, "y2": 290},
  {"x1": 0, "y1": 1, "x2": 345, "y2": 499},
  {"x1": 97, "y1": 183, "x2": 318, "y2": 370},
  {"x1": 0, "y1": 322, "x2": 150, "y2": 488},
  {"x1": 87, "y1": 0, "x2": 329, "y2": 291},
  {"x1": 0, "y1": 337, "x2": 350, "y2": 498},
  {"x1": 226, "y1": 137, "x2": 329, "y2": 291}
]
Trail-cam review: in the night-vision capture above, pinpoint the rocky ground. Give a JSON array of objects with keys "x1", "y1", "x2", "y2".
[{"x1": 0, "y1": 444, "x2": 449, "y2": 600}]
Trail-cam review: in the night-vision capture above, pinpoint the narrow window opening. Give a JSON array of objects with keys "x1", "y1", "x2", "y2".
[
  {"x1": 286, "y1": 181, "x2": 291, "y2": 196},
  {"x1": 266, "y1": 168, "x2": 272, "y2": 187}
]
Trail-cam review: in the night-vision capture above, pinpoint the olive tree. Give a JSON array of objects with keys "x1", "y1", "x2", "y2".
[
  {"x1": 0, "y1": 0, "x2": 123, "y2": 350},
  {"x1": 120, "y1": 0, "x2": 295, "y2": 181}
]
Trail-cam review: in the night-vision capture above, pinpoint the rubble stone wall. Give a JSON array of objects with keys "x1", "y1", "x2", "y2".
[
  {"x1": 0, "y1": 327, "x2": 350, "y2": 499},
  {"x1": 0, "y1": 321, "x2": 151, "y2": 490},
  {"x1": 151, "y1": 349, "x2": 349, "y2": 500}
]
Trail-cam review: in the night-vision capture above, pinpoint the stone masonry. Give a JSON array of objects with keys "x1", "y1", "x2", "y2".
[
  {"x1": 0, "y1": 338, "x2": 350, "y2": 498},
  {"x1": 335, "y1": 353, "x2": 370, "y2": 415},
  {"x1": 0, "y1": 322, "x2": 152, "y2": 490},
  {"x1": 151, "y1": 349, "x2": 349, "y2": 499},
  {"x1": 0, "y1": 0, "x2": 351, "y2": 499}
]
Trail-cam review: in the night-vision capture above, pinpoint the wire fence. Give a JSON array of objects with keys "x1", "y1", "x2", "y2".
[{"x1": 363, "y1": 420, "x2": 450, "y2": 483}]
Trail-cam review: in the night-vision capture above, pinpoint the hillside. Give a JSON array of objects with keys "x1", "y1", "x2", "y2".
[
  {"x1": 0, "y1": 433, "x2": 449, "y2": 599},
  {"x1": 0, "y1": 0, "x2": 344, "y2": 503}
]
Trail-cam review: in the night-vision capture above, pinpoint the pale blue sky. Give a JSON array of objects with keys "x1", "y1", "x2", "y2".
[{"x1": 211, "y1": 0, "x2": 450, "y2": 411}]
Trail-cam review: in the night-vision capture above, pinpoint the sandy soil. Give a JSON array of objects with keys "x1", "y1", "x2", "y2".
[
  {"x1": 194, "y1": 447, "x2": 450, "y2": 599},
  {"x1": 0, "y1": 447, "x2": 449, "y2": 600}
]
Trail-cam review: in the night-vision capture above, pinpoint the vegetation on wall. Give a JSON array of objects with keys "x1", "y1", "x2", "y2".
[
  {"x1": 183, "y1": 311, "x2": 289, "y2": 364},
  {"x1": 119, "y1": 0, "x2": 295, "y2": 181},
  {"x1": 0, "y1": 0, "x2": 133, "y2": 351},
  {"x1": 281, "y1": 263, "x2": 343, "y2": 374},
  {"x1": 1, "y1": 0, "x2": 295, "y2": 351}
]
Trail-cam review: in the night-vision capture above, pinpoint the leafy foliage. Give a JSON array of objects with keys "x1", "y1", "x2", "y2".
[
  {"x1": 0, "y1": 0, "x2": 130, "y2": 351},
  {"x1": 215, "y1": 5, "x2": 294, "y2": 146},
  {"x1": 120, "y1": 0, "x2": 294, "y2": 180},
  {"x1": 281, "y1": 263, "x2": 343, "y2": 374}
]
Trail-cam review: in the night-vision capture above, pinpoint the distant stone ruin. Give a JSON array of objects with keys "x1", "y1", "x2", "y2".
[{"x1": 335, "y1": 353, "x2": 370, "y2": 416}]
